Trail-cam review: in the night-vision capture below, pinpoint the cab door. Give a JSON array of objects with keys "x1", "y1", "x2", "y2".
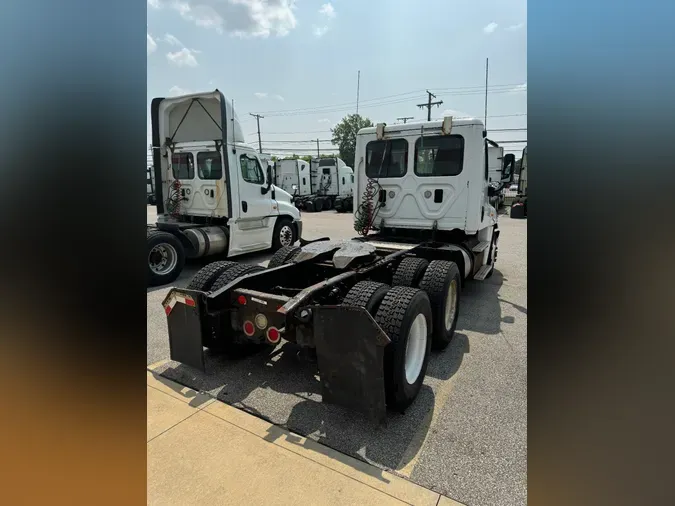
[{"x1": 229, "y1": 151, "x2": 277, "y2": 254}]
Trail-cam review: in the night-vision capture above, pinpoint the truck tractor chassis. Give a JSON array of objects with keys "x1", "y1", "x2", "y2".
[{"x1": 163, "y1": 232, "x2": 497, "y2": 423}]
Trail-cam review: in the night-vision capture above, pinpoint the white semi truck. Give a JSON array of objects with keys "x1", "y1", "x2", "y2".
[
  {"x1": 161, "y1": 112, "x2": 514, "y2": 422},
  {"x1": 146, "y1": 91, "x2": 303, "y2": 286},
  {"x1": 273, "y1": 157, "x2": 353, "y2": 212}
]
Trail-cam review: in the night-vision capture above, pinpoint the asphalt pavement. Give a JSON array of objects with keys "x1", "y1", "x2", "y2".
[{"x1": 147, "y1": 207, "x2": 527, "y2": 506}]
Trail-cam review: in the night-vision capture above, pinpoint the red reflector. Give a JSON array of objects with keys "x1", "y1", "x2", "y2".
[
  {"x1": 165, "y1": 305, "x2": 172, "y2": 316},
  {"x1": 267, "y1": 327, "x2": 280, "y2": 344},
  {"x1": 185, "y1": 298, "x2": 195, "y2": 307},
  {"x1": 243, "y1": 320, "x2": 255, "y2": 336},
  {"x1": 238, "y1": 295, "x2": 247, "y2": 305}
]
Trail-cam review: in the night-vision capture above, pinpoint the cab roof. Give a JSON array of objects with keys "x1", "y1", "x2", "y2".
[{"x1": 357, "y1": 117, "x2": 484, "y2": 137}]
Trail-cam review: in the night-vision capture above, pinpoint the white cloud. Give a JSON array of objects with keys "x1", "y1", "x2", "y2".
[
  {"x1": 167, "y1": 48, "x2": 199, "y2": 67},
  {"x1": 319, "y1": 3, "x2": 335, "y2": 19},
  {"x1": 169, "y1": 85, "x2": 191, "y2": 96},
  {"x1": 313, "y1": 25, "x2": 329, "y2": 37},
  {"x1": 254, "y1": 92, "x2": 268, "y2": 99},
  {"x1": 441, "y1": 108, "x2": 472, "y2": 119},
  {"x1": 148, "y1": 0, "x2": 161, "y2": 8},
  {"x1": 273, "y1": 94, "x2": 284, "y2": 101},
  {"x1": 318, "y1": 118, "x2": 331, "y2": 123},
  {"x1": 483, "y1": 22, "x2": 498, "y2": 34},
  {"x1": 506, "y1": 23, "x2": 524, "y2": 31},
  {"x1": 163, "y1": 33, "x2": 183, "y2": 46},
  {"x1": 147, "y1": 33, "x2": 157, "y2": 55},
  {"x1": 172, "y1": 0, "x2": 298, "y2": 38}
]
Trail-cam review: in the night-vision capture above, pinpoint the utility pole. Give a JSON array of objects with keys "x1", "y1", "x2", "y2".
[
  {"x1": 356, "y1": 70, "x2": 360, "y2": 115},
  {"x1": 316, "y1": 138, "x2": 320, "y2": 158},
  {"x1": 484, "y1": 58, "x2": 489, "y2": 130},
  {"x1": 397, "y1": 116, "x2": 414, "y2": 124},
  {"x1": 417, "y1": 90, "x2": 443, "y2": 121},
  {"x1": 249, "y1": 113, "x2": 264, "y2": 153}
]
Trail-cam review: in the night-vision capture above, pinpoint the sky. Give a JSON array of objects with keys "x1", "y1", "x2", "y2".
[{"x1": 147, "y1": 0, "x2": 527, "y2": 157}]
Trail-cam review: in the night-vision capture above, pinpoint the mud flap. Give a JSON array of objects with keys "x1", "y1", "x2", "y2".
[
  {"x1": 163, "y1": 289, "x2": 206, "y2": 372},
  {"x1": 312, "y1": 305, "x2": 391, "y2": 424}
]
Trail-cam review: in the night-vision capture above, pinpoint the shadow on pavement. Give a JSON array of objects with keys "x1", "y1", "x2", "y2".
[
  {"x1": 457, "y1": 269, "x2": 510, "y2": 335},
  {"x1": 157, "y1": 325, "x2": 470, "y2": 481}
]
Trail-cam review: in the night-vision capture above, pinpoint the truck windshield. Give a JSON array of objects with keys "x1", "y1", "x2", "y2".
[
  {"x1": 414, "y1": 135, "x2": 464, "y2": 177},
  {"x1": 319, "y1": 158, "x2": 335, "y2": 166},
  {"x1": 365, "y1": 139, "x2": 408, "y2": 178}
]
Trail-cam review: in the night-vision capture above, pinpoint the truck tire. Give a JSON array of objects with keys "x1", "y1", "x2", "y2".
[
  {"x1": 334, "y1": 198, "x2": 344, "y2": 213},
  {"x1": 323, "y1": 197, "x2": 333, "y2": 210},
  {"x1": 268, "y1": 245, "x2": 301, "y2": 269},
  {"x1": 341, "y1": 281, "x2": 390, "y2": 316},
  {"x1": 187, "y1": 261, "x2": 237, "y2": 291},
  {"x1": 210, "y1": 263, "x2": 265, "y2": 293},
  {"x1": 375, "y1": 286, "x2": 433, "y2": 412},
  {"x1": 392, "y1": 257, "x2": 429, "y2": 288},
  {"x1": 205, "y1": 263, "x2": 267, "y2": 355},
  {"x1": 305, "y1": 200, "x2": 315, "y2": 212},
  {"x1": 419, "y1": 260, "x2": 461, "y2": 351},
  {"x1": 147, "y1": 230, "x2": 186, "y2": 287},
  {"x1": 271, "y1": 217, "x2": 297, "y2": 251},
  {"x1": 314, "y1": 198, "x2": 324, "y2": 212}
]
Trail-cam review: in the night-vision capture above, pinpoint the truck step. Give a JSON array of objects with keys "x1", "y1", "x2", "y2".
[
  {"x1": 472, "y1": 241, "x2": 491, "y2": 253},
  {"x1": 473, "y1": 264, "x2": 493, "y2": 281}
]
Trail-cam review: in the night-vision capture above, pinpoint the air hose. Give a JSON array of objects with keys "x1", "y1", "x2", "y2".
[
  {"x1": 165, "y1": 179, "x2": 183, "y2": 217},
  {"x1": 353, "y1": 155, "x2": 384, "y2": 236}
]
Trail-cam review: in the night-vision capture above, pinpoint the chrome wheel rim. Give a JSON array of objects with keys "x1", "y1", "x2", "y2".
[
  {"x1": 444, "y1": 279, "x2": 458, "y2": 330},
  {"x1": 148, "y1": 243, "x2": 178, "y2": 276},
  {"x1": 404, "y1": 313, "x2": 428, "y2": 384},
  {"x1": 279, "y1": 225, "x2": 293, "y2": 247}
]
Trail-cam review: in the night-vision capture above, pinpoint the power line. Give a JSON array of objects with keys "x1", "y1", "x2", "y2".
[{"x1": 252, "y1": 82, "x2": 526, "y2": 116}]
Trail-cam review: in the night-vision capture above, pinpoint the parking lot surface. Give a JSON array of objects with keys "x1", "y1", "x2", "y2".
[{"x1": 147, "y1": 207, "x2": 527, "y2": 506}]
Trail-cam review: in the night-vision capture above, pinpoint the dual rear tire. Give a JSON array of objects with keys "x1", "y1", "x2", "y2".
[{"x1": 341, "y1": 281, "x2": 433, "y2": 412}]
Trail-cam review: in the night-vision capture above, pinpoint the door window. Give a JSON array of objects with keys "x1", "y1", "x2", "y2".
[
  {"x1": 240, "y1": 154, "x2": 265, "y2": 184},
  {"x1": 171, "y1": 152, "x2": 194, "y2": 179},
  {"x1": 197, "y1": 151, "x2": 222, "y2": 180}
]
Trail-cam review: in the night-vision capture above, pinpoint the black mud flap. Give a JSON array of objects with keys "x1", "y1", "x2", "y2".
[
  {"x1": 162, "y1": 289, "x2": 206, "y2": 372},
  {"x1": 312, "y1": 305, "x2": 391, "y2": 424}
]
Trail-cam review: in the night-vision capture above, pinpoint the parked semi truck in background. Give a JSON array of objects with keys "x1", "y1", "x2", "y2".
[
  {"x1": 510, "y1": 145, "x2": 527, "y2": 218},
  {"x1": 146, "y1": 90, "x2": 303, "y2": 286},
  {"x1": 273, "y1": 156, "x2": 353, "y2": 212}
]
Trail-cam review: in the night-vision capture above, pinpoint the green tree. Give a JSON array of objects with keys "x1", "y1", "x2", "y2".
[{"x1": 331, "y1": 114, "x2": 373, "y2": 167}]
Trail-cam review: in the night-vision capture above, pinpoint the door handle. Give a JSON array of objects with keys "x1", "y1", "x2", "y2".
[{"x1": 242, "y1": 201, "x2": 248, "y2": 213}]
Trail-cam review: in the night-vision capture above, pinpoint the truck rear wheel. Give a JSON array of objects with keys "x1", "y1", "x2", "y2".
[
  {"x1": 314, "y1": 198, "x2": 324, "y2": 212},
  {"x1": 268, "y1": 245, "x2": 301, "y2": 269},
  {"x1": 419, "y1": 260, "x2": 461, "y2": 351},
  {"x1": 323, "y1": 197, "x2": 332, "y2": 210},
  {"x1": 187, "y1": 261, "x2": 237, "y2": 291},
  {"x1": 392, "y1": 257, "x2": 429, "y2": 288},
  {"x1": 375, "y1": 286, "x2": 433, "y2": 412},
  {"x1": 147, "y1": 230, "x2": 186, "y2": 287},
  {"x1": 341, "y1": 281, "x2": 390, "y2": 316},
  {"x1": 305, "y1": 200, "x2": 315, "y2": 212}
]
